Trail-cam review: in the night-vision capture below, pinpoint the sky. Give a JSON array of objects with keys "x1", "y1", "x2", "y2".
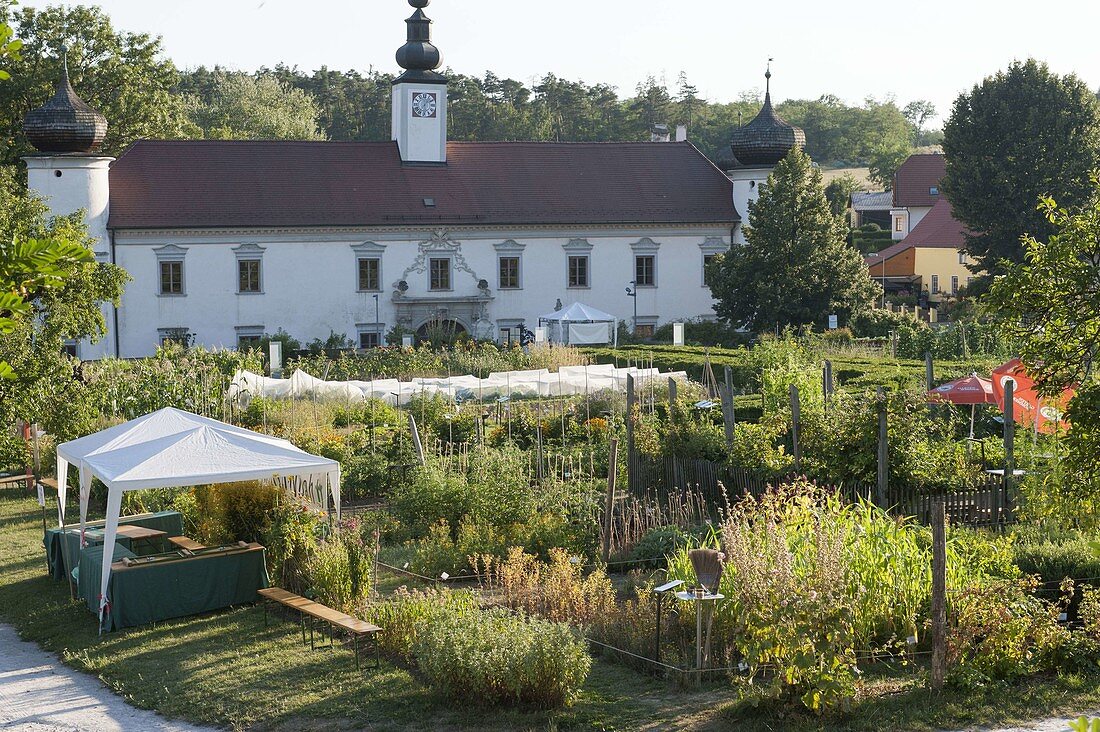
[{"x1": 18, "y1": 0, "x2": 1100, "y2": 127}]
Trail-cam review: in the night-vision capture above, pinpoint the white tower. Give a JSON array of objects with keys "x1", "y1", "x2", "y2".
[
  {"x1": 22, "y1": 52, "x2": 115, "y2": 359},
  {"x1": 391, "y1": 0, "x2": 448, "y2": 163},
  {"x1": 727, "y1": 66, "x2": 806, "y2": 244}
]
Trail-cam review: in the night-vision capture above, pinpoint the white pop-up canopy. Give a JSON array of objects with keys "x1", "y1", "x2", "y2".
[
  {"x1": 55, "y1": 407, "x2": 340, "y2": 628},
  {"x1": 538, "y1": 302, "x2": 616, "y2": 345}
]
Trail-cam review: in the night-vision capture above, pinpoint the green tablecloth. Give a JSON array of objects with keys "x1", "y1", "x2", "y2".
[
  {"x1": 45, "y1": 511, "x2": 184, "y2": 581},
  {"x1": 76, "y1": 544, "x2": 138, "y2": 612},
  {"x1": 101, "y1": 545, "x2": 269, "y2": 631}
]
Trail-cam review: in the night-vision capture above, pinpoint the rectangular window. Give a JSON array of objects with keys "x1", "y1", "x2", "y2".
[
  {"x1": 237, "y1": 334, "x2": 262, "y2": 350},
  {"x1": 951, "y1": 276, "x2": 959, "y2": 295},
  {"x1": 358, "y1": 331, "x2": 381, "y2": 349},
  {"x1": 62, "y1": 340, "x2": 78, "y2": 358},
  {"x1": 159, "y1": 328, "x2": 190, "y2": 347},
  {"x1": 929, "y1": 186, "x2": 939, "y2": 195},
  {"x1": 498, "y1": 256, "x2": 520, "y2": 289},
  {"x1": 238, "y1": 259, "x2": 261, "y2": 293},
  {"x1": 702, "y1": 254, "x2": 717, "y2": 287},
  {"x1": 958, "y1": 252, "x2": 968, "y2": 265},
  {"x1": 967, "y1": 276, "x2": 974, "y2": 287},
  {"x1": 635, "y1": 255, "x2": 655, "y2": 287},
  {"x1": 568, "y1": 255, "x2": 589, "y2": 288},
  {"x1": 931, "y1": 274, "x2": 940, "y2": 294},
  {"x1": 358, "y1": 257, "x2": 381, "y2": 292},
  {"x1": 160, "y1": 261, "x2": 183, "y2": 295},
  {"x1": 429, "y1": 258, "x2": 451, "y2": 291},
  {"x1": 894, "y1": 217, "x2": 904, "y2": 232},
  {"x1": 635, "y1": 324, "x2": 655, "y2": 339}
]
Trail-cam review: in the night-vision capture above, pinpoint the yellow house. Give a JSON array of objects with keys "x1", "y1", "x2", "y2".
[{"x1": 865, "y1": 197, "x2": 973, "y2": 303}]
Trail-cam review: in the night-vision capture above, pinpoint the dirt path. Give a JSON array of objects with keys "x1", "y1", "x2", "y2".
[
  {"x1": 960, "y1": 714, "x2": 1100, "y2": 732},
  {"x1": 0, "y1": 623, "x2": 217, "y2": 732}
]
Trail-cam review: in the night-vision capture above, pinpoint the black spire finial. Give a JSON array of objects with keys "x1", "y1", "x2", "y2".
[
  {"x1": 394, "y1": 0, "x2": 446, "y2": 85},
  {"x1": 23, "y1": 47, "x2": 108, "y2": 154},
  {"x1": 728, "y1": 59, "x2": 806, "y2": 168}
]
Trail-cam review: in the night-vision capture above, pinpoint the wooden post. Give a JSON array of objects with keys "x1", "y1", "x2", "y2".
[
  {"x1": 925, "y1": 351, "x2": 934, "y2": 393},
  {"x1": 877, "y1": 386, "x2": 888, "y2": 508},
  {"x1": 601, "y1": 438, "x2": 619, "y2": 564},
  {"x1": 931, "y1": 500, "x2": 947, "y2": 690},
  {"x1": 719, "y1": 383, "x2": 736, "y2": 451},
  {"x1": 789, "y1": 384, "x2": 801, "y2": 472},
  {"x1": 626, "y1": 374, "x2": 635, "y2": 492},
  {"x1": 1002, "y1": 379, "x2": 1015, "y2": 526},
  {"x1": 668, "y1": 377, "x2": 678, "y2": 417},
  {"x1": 408, "y1": 413, "x2": 426, "y2": 466}
]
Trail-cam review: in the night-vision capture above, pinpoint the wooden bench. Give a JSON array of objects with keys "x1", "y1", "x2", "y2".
[
  {"x1": 258, "y1": 587, "x2": 380, "y2": 670},
  {"x1": 167, "y1": 536, "x2": 205, "y2": 551}
]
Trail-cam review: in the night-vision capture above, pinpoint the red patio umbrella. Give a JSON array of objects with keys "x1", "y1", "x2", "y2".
[
  {"x1": 928, "y1": 373, "x2": 996, "y2": 405},
  {"x1": 928, "y1": 373, "x2": 996, "y2": 439},
  {"x1": 990, "y1": 359, "x2": 1073, "y2": 434}
]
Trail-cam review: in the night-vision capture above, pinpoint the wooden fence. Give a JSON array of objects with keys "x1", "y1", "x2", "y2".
[{"x1": 629, "y1": 454, "x2": 1015, "y2": 528}]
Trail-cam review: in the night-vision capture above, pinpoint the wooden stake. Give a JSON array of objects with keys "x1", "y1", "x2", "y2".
[
  {"x1": 720, "y1": 383, "x2": 735, "y2": 452},
  {"x1": 877, "y1": 386, "x2": 888, "y2": 508},
  {"x1": 931, "y1": 500, "x2": 947, "y2": 690},
  {"x1": 789, "y1": 384, "x2": 801, "y2": 472},
  {"x1": 626, "y1": 374, "x2": 635, "y2": 493},
  {"x1": 408, "y1": 414, "x2": 426, "y2": 466},
  {"x1": 601, "y1": 438, "x2": 619, "y2": 564}
]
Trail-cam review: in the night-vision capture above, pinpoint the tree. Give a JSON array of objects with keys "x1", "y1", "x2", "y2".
[
  {"x1": 0, "y1": 7, "x2": 21, "y2": 79},
  {"x1": 709, "y1": 148, "x2": 879, "y2": 331},
  {"x1": 867, "y1": 140, "x2": 911, "y2": 190},
  {"x1": 0, "y1": 4, "x2": 194, "y2": 164},
  {"x1": 0, "y1": 169, "x2": 127, "y2": 451},
  {"x1": 902, "y1": 100, "x2": 936, "y2": 134},
  {"x1": 183, "y1": 70, "x2": 326, "y2": 140},
  {"x1": 675, "y1": 71, "x2": 704, "y2": 127},
  {"x1": 984, "y1": 181, "x2": 1100, "y2": 490},
  {"x1": 942, "y1": 59, "x2": 1100, "y2": 290},
  {"x1": 824, "y1": 173, "x2": 860, "y2": 218}
]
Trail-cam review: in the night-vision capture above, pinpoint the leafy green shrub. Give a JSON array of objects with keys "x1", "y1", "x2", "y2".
[
  {"x1": 367, "y1": 587, "x2": 478, "y2": 658},
  {"x1": 263, "y1": 498, "x2": 320, "y2": 593},
  {"x1": 1012, "y1": 529, "x2": 1100, "y2": 600},
  {"x1": 629, "y1": 525, "x2": 692, "y2": 567},
  {"x1": 217, "y1": 481, "x2": 279, "y2": 542},
  {"x1": 413, "y1": 606, "x2": 591, "y2": 708},
  {"x1": 331, "y1": 398, "x2": 401, "y2": 428},
  {"x1": 305, "y1": 517, "x2": 376, "y2": 614},
  {"x1": 947, "y1": 577, "x2": 1068, "y2": 685}
]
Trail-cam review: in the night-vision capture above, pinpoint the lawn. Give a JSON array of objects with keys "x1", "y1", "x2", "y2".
[{"x1": 2, "y1": 485, "x2": 1099, "y2": 731}]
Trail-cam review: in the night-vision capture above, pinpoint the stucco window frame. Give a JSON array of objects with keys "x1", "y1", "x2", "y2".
[
  {"x1": 428, "y1": 256, "x2": 453, "y2": 292},
  {"x1": 233, "y1": 243, "x2": 266, "y2": 296},
  {"x1": 699, "y1": 237, "x2": 728, "y2": 288},
  {"x1": 355, "y1": 321, "x2": 385, "y2": 350},
  {"x1": 235, "y1": 324, "x2": 265, "y2": 351},
  {"x1": 494, "y1": 239, "x2": 525, "y2": 290},
  {"x1": 563, "y1": 239, "x2": 593, "y2": 290},
  {"x1": 629, "y1": 238, "x2": 660, "y2": 288},
  {"x1": 154, "y1": 244, "x2": 188, "y2": 298},
  {"x1": 351, "y1": 241, "x2": 387, "y2": 293}
]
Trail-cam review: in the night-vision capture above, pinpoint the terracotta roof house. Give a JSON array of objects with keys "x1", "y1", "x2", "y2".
[
  {"x1": 866, "y1": 197, "x2": 973, "y2": 303},
  {"x1": 23, "y1": 0, "x2": 804, "y2": 359},
  {"x1": 889, "y1": 153, "x2": 947, "y2": 241}
]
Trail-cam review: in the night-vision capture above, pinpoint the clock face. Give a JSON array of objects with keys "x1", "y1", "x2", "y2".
[{"x1": 411, "y1": 91, "x2": 437, "y2": 118}]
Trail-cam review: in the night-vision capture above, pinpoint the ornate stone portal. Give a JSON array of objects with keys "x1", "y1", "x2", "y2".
[{"x1": 391, "y1": 229, "x2": 494, "y2": 338}]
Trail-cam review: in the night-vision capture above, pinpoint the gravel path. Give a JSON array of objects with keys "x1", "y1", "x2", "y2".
[
  {"x1": 964, "y1": 717, "x2": 1098, "y2": 732},
  {"x1": 0, "y1": 624, "x2": 216, "y2": 732}
]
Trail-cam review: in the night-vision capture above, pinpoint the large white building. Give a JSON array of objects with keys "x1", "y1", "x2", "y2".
[{"x1": 22, "y1": 1, "x2": 805, "y2": 359}]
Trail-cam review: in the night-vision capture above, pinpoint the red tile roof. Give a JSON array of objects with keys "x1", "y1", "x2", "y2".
[
  {"x1": 107, "y1": 140, "x2": 738, "y2": 230},
  {"x1": 864, "y1": 197, "x2": 967, "y2": 266},
  {"x1": 892, "y1": 153, "x2": 946, "y2": 207}
]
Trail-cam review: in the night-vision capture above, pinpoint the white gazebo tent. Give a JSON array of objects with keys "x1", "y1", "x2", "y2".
[
  {"x1": 538, "y1": 302, "x2": 616, "y2": 345},
  {"x1": 55, "y1": 407, "x2": 341, "y2": 628}
]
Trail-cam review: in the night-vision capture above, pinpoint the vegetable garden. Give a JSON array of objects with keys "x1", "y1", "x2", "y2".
[{"x1": 5, "y1": 333, "x2": 1100, "y2": 728}]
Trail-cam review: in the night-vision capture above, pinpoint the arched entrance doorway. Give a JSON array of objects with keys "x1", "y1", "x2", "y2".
[{"x1": 415, "y1": 318, "x2": 468, "y2": 346}]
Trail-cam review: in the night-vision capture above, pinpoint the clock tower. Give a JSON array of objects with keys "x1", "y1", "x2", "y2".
[{"x1": 392, "y1": 0, "x2": 448, "y2": 163}]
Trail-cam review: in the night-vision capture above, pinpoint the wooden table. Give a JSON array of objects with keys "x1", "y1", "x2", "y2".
[
  {"x1": 113, "y1": 525, "x2": 167, "y2": 553},
  {"x1": 167, "y1": 536, "x2": 205, "y2": 551}
]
